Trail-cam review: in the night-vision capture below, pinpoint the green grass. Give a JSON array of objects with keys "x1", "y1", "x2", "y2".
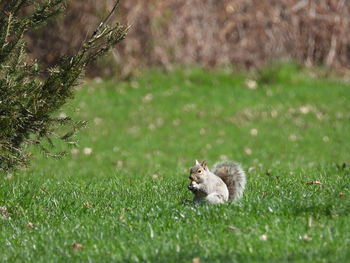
[{"x1": 1, "y1": 65, "x2": 350, "y2": 262}]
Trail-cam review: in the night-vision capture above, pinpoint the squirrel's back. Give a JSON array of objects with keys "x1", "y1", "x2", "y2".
[{"x1": 212, "y1": 161, "x2": 246, "y2": 201}]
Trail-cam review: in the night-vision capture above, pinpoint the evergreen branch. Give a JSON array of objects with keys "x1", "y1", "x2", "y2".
[
  {"x1": 13, "y1": 0, "x2": 28, "y2": 16},
  {"x1": 3, "y1": 12, "x2": 13, "y2": 44},
  {"x1": 28, "y1": 0, "x2": 63, "y2": 28},
  {"x1": 92, "y1": 0, "x2": 121, "y2": 37},
  {"x1": 0, "y1": 0, "x2": 127, "y2": 173}
]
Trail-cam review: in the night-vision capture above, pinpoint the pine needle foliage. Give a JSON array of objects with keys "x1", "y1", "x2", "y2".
[{"x1": 0, "y1": 0, "x2": 127, "y2": 173}]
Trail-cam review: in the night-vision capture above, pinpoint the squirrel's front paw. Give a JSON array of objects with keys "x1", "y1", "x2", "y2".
[
  {"x1": 188, "y1": 181, "x2": 199, "y2": 192},
  {"x1": 188, "y1": 184, "x2": 195, "y2": 191}
]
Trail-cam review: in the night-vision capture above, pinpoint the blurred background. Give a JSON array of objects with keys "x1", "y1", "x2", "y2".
[{"x1": 26, "y1": 0, "x2": 350, "y2": 78}]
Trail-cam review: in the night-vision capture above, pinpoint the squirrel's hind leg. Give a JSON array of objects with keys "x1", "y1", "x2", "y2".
[{"x1": 205, "y1": 193, "x2": 226, "y2": 204}]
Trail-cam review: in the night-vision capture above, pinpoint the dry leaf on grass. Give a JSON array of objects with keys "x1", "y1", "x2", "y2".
[
  {"x1": 0, "y1": 206, "x2": 10, "y2": 219},
  {"x1": 303, "y1": 234, "x2": 312, "y2": 241},
  {"x1": 142, "y1": 93, "x2": 154, "y2": 103},
  {"x1": 27, "y1": 222, "x2": 34, "y2": 228},
  {"x1": 71, "y1": 243, "x2": 84, "y2": 249},
  {"x1": 192, "y1": 257, "x2": 200, "y2": 263},
  {"x1": 244, "y1": 147, "x2": 252, "y2": 155},
  {"x1": 245, "y1": 79, "x2": 257, "y2": 90},
  {"x1": 260, "y1": 234, "x2": 268, "y2": 241},
  {"x1": 339, "y1": 192, "x2": 346, "y2": 197},
  {"x1": 83, "y1": 147, "x2": 93, "y2": 155},
  {"x1": 227, "y1": 226, "x2": 237, "y2": 231},
  {"x1": 40, "y1": 188, "x2": 49, "y2": 194},
  {"x1": 71, "y1": 148, "x2": 79, "y2": 156},
  {"x1": 0, "y1": 206, "x2": 8, "y2": 215},
  {"x1": 250, "y1": 128, "x2": 258, "y2": 136},
  {"x1": 306, "y1": 180, "x2": 322, "y2": 185},
  {"x1": 84, "y1": 202, "x2": 93, "y2": 208}
]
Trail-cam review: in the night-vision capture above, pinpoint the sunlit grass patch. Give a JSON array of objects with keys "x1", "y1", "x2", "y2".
[{"x1": 1, "y1": 65, "x2": 350, "y2": 262}]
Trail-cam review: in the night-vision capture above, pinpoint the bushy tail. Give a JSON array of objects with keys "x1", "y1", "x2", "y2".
[{"x1": 212, "y1": 161, "x2": 246, "y2": 201}]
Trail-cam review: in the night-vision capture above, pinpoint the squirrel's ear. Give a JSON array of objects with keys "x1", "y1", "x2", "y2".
[
  {"x1": 195, "y1": 160, "x2": 200, "y2": 166},
  {"x1": 201, "y1": 160, "x2": 208, "y2": 170}
]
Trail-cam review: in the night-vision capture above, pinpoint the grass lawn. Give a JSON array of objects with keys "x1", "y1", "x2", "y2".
[{"x1": 1, "y1": 65, "x2": 350, "y2": 262}]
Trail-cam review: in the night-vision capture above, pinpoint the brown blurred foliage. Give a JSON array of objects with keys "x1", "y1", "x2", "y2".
[{"x1": 27, "y1": 0, "x2": 350, "y2": 77}]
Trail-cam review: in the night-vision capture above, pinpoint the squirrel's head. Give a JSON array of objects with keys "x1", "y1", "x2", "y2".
[{"x1": 189, "y1": 160, "x2": 209, "y2": 183}]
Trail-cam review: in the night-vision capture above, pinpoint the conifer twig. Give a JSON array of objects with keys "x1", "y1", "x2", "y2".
[{"x1": 92, "y1": 0, "x2": 121, "y2": 37}]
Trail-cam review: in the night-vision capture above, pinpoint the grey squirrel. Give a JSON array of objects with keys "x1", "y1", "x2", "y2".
[{"x1": 188, "y1": 160, "x2": 246, "y2": 204}]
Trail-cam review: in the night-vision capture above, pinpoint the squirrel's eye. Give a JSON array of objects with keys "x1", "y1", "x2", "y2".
[{"x1": 198, "y1": 170, "x2": 201, "y2": 173}]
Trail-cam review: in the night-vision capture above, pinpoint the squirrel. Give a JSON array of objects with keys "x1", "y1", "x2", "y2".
[{"x1": 188, "y1": 160, "x2": 246, "y2": 204}]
